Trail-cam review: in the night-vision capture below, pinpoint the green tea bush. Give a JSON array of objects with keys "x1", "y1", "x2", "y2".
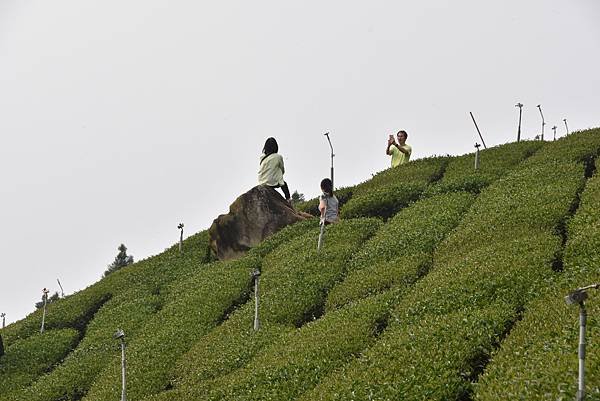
[
  {"x1": 474, "y1": 158, "x2": 600, "y2": 401},
  {"x1": 299, "y1": 303, "x2": 515, "y2": 401},
  {"x1": 82, "y1": 257, "x2": 259, "y2": 401},
  {"x1": 326, "y1": 253, "x2": 431, "y2": 312},
  {"x1": 397, "y1": 232, "x2": 561, "y2": 320},
  {"x1": 428, "y1": 141, "x2": 543, "y2": 195},
  {"x1": 436, "y1": 161, "x2": 585, "y2": 266},
  {"x1": 339, "y1": 156, "x2": 450, "y2": 220},
  {"x1": 350, "y1": 191, "x2": 475, "y2": 269},
  {"x1": 525, "y1": 128, "x2": 600, "y2": 167},
  {"x1": 170, "y1": 219, "x2": 379, "y2": 389},
  {"x1": 247, "y1": 218, "x2": 317, "y2": 258},
  {"x1": 162, "y1": 291, "x2": 398, "y2": 401},
  {"x1": 3, "y1": 230, "x2": 213, "y2": 347},
  {"x1": 0, "y1": 329, "x2": 79, "y2": 399},
  {"x1": 328, "y1": 192, "x2": 474, "y2": 309},
  {"x1": 13, "y1": 295, "x2": 162, "y2": 401},
  {"x1": 173, "y1": 302, "x2": 293, "y2": 388},
  {"x1": 259, "y1": 218, "x2": 381, "y2": 326},
  {"x1": 2, "y1": 287, "x2": 111, "y2": 347},
  {"x1": 352, "y1": 155, "x2": 449, "y2": 196},
  {"x1": 305, "y1": 134, "x2": 589, "y2": 400},
  {"x1": 302, "y1": 233, "x2": 561, "y2": 401},
  {"x1": 340, "y1": 182, "x2": 426, "y2": 219}
]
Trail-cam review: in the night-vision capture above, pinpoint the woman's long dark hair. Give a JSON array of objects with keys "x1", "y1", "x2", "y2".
[
  {"x1": 261, "y1": 137, "x2": 279, "y2": 164},
  {"x1": 321, "y1": 178, "x2": 334, "y2": 197}
]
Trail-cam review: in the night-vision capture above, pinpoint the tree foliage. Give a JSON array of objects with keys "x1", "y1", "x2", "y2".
[{"x1": 103, "y1": 244, "x2": 134, "y2": 277}]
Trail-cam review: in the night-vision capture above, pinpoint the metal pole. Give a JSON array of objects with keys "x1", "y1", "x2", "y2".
[
  {"x1": 121, "y1": 337, "x2": 127, "y2": 401},
  {"x1": 178, "y1": 223, "x2": 184, "y2": 254},
  {"x1": 515, "y1": 103, "x2": 523, "y2": 142},
  {"x1": 552, "y1": 125, "x2": 557, "y2": 141},
  {"x1": 474, "y1": 143, "x2": 481, "y2": 170},
  {"x1": 577, "y1": 302, "x2": 587, "y2": 401},
  {"x1": 252, "y1": 270, "x2": 260, "y2": 331},
  {"x1": 317, "y1": 221, "x2": 326, "y2": 251},
  {"x1": 324, "y1": 132, "x2": 334, "y2": 189},
  {"x1": 40, "y1": 288, "x2": 49, "y2": 334},
  {"x1": 1, "y1": 313, "x2": 5, "y2": 329},
  {"x1": 57, "y1": 278, "x2": 64, "y2": 298},
  {"x1": 564, "y1": 118, "x2": 569, "y2": 136},
  {"x1": 469, "y1": 112, "x2": 487, "y2": 149},
  {"x1": 537, "y1": 105, "x2": 545, "y2": 141},
  {"x1": 114, "y1": 329, "x2": 127, "y2": 401}
]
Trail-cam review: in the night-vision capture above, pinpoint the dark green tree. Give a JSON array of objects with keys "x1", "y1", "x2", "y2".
[
  {"x1": 291, "y1": 190, "x2": 305, "y2": 206},
  {"x1": 34, "y1": 291, "x2": 59, "y2": 309},
  {"x1": 103, "y1": 244, "x2": 134, "y2": 277}
]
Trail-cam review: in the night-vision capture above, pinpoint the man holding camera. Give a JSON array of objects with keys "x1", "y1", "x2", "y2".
[{"x1": 386, "y1": 130, "x2": 412, "y2": 167}]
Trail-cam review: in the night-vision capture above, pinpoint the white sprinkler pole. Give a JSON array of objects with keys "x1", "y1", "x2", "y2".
[
  {"x1": 1, "y1": 313, "x2": 5, "y2": 329},
  {"x1": 114, "y1": 329, "x2": 127, "y2": 401},
  {"x1": 178, "y1": 223, "x2": 184, "y2": 254},
  {"x1": 252, "y1": 270, "x2": 261, "y2": 331},
  {"x1": 317, "y1": 202, "x2": 327, "y2": 251},
  {"x1": 537, "y1": 104, "x2": 546, "y2": 141},
  {"x1": 474, "y1": 143, "x2": 481, "y2": 170},
  {"x1": 40, "y1": 288, "x2": 49, "y2": 334}
]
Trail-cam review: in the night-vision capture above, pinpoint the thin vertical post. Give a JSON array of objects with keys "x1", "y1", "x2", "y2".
[
  {"x1": 515, "y1": 103, "x2": 523, "y2": 142},
  {"x1": 40, "y1": 288, "x2": 49, "y2": 334},
  {"x1": 577, "y1": 302, "x2": 587, "y2": 401},
  {"x1": 469, "y1": 112, "x2": 487, "y2": 149},
  {"x1": 114, "y1": 329, "x2": 126, "y2": 401},
  {"x1": 564, "y1": 118, "x2": 569, "y2": 136},
  {"x1": 552, "y1": 125, "x2": 557, "y2": 141},
  {"x1": 178, "y1": 223, "x2": 184, "y2": 254},
  {"x1": 252, "y1": 270, "x2": 261, "y2": 331},
  {"x1": 57, "y1": 278, "x2": 64, "y2": 298},
  {"x1": 474, "y1": 143, "x2": 481, "y2": 170},
  {"x1": 324, "y1": 132, "x2": 334, "y2": 189},
  {"x1": 121, "y1": 337, "x2": 127, "y2": 401},
  {"x1": 537, "y1": 104, "x2": 545, "y2": 141},
  {"x1": 1, "y1": 313, "x2": 5, "y2": 329}
]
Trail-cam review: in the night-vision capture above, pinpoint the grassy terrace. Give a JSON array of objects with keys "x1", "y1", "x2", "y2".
[{"x1": 1, "y1": 128, "x2": 600, "y2": 401}]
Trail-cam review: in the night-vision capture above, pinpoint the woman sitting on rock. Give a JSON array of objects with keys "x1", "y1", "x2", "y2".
[{"x1": 258, "y1": 137, "x2": 291, "y2": 202}]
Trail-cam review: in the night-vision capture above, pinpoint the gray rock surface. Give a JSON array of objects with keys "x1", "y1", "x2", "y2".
[{"x1": 209, "y1": 186, "x2": 311, "y2": 260}]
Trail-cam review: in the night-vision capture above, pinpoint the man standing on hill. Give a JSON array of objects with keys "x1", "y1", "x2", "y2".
[{"x1": 386, "y1": 130, "x2": 412, "y2": 167}]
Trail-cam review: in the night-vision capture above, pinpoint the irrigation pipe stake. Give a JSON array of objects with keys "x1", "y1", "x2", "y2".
[
  {"x1": 113, "y1": 329, "x2": 127, "y2": 401},
  {"x1": 564, "y1": 118, "x2": 569, "y2": 136},
  {"x1": 537, "y1": 104, "x2": 545, "y2": 141},
  {"x1": 515, "y1": 103, "x2": 523, "y2": 142},
  {"x1": 469, "y1": 112, "x2": 487, "y2": 149},
  {"x1": 40, "y1": 288, "x2": 49, "y2": 334},
  {"x1": 251, "y1": 270, "x2": 261, "y2": 331},
  {"x1": 552, "y1": 125, "x2": 557, "y2": 141},
  {"x1": 324, "y1": 132, "x2": 334, "y2": 188},
  {"x1": 177, "y1": 223, "x2": 184, "y2": 254},
  {"x1": 474, "y1": 143, "x2": 481, "y2": 170},
  {"x1": 56, "y1": 278, "x2": 64, "y2": 298},
  {"x1": 565, "y1": 283, "x2": 600, "y2": 401}
]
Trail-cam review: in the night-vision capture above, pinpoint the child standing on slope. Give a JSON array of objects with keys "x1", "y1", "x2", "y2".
[{"x1": 319, "y1": 178, "x2": 339, "y2": 225}]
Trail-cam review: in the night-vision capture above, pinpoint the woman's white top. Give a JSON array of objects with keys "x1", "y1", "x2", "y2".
[{"x1": 258, "y1": 153, "x2": 285, "y2": 186}]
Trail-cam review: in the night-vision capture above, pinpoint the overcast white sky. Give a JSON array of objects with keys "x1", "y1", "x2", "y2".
[{"x1": 1, "y1": 1, "x2": 599, "y2": 324}]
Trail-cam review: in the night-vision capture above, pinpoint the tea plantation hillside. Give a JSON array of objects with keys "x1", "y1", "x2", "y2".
[{"x1": 2, "y1": 128, "x2": 600, "y2": 401}]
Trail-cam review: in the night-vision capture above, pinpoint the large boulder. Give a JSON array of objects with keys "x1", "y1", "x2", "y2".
[{"x1": 209, "y1": 186, "x2": 311, "y2": 260}]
